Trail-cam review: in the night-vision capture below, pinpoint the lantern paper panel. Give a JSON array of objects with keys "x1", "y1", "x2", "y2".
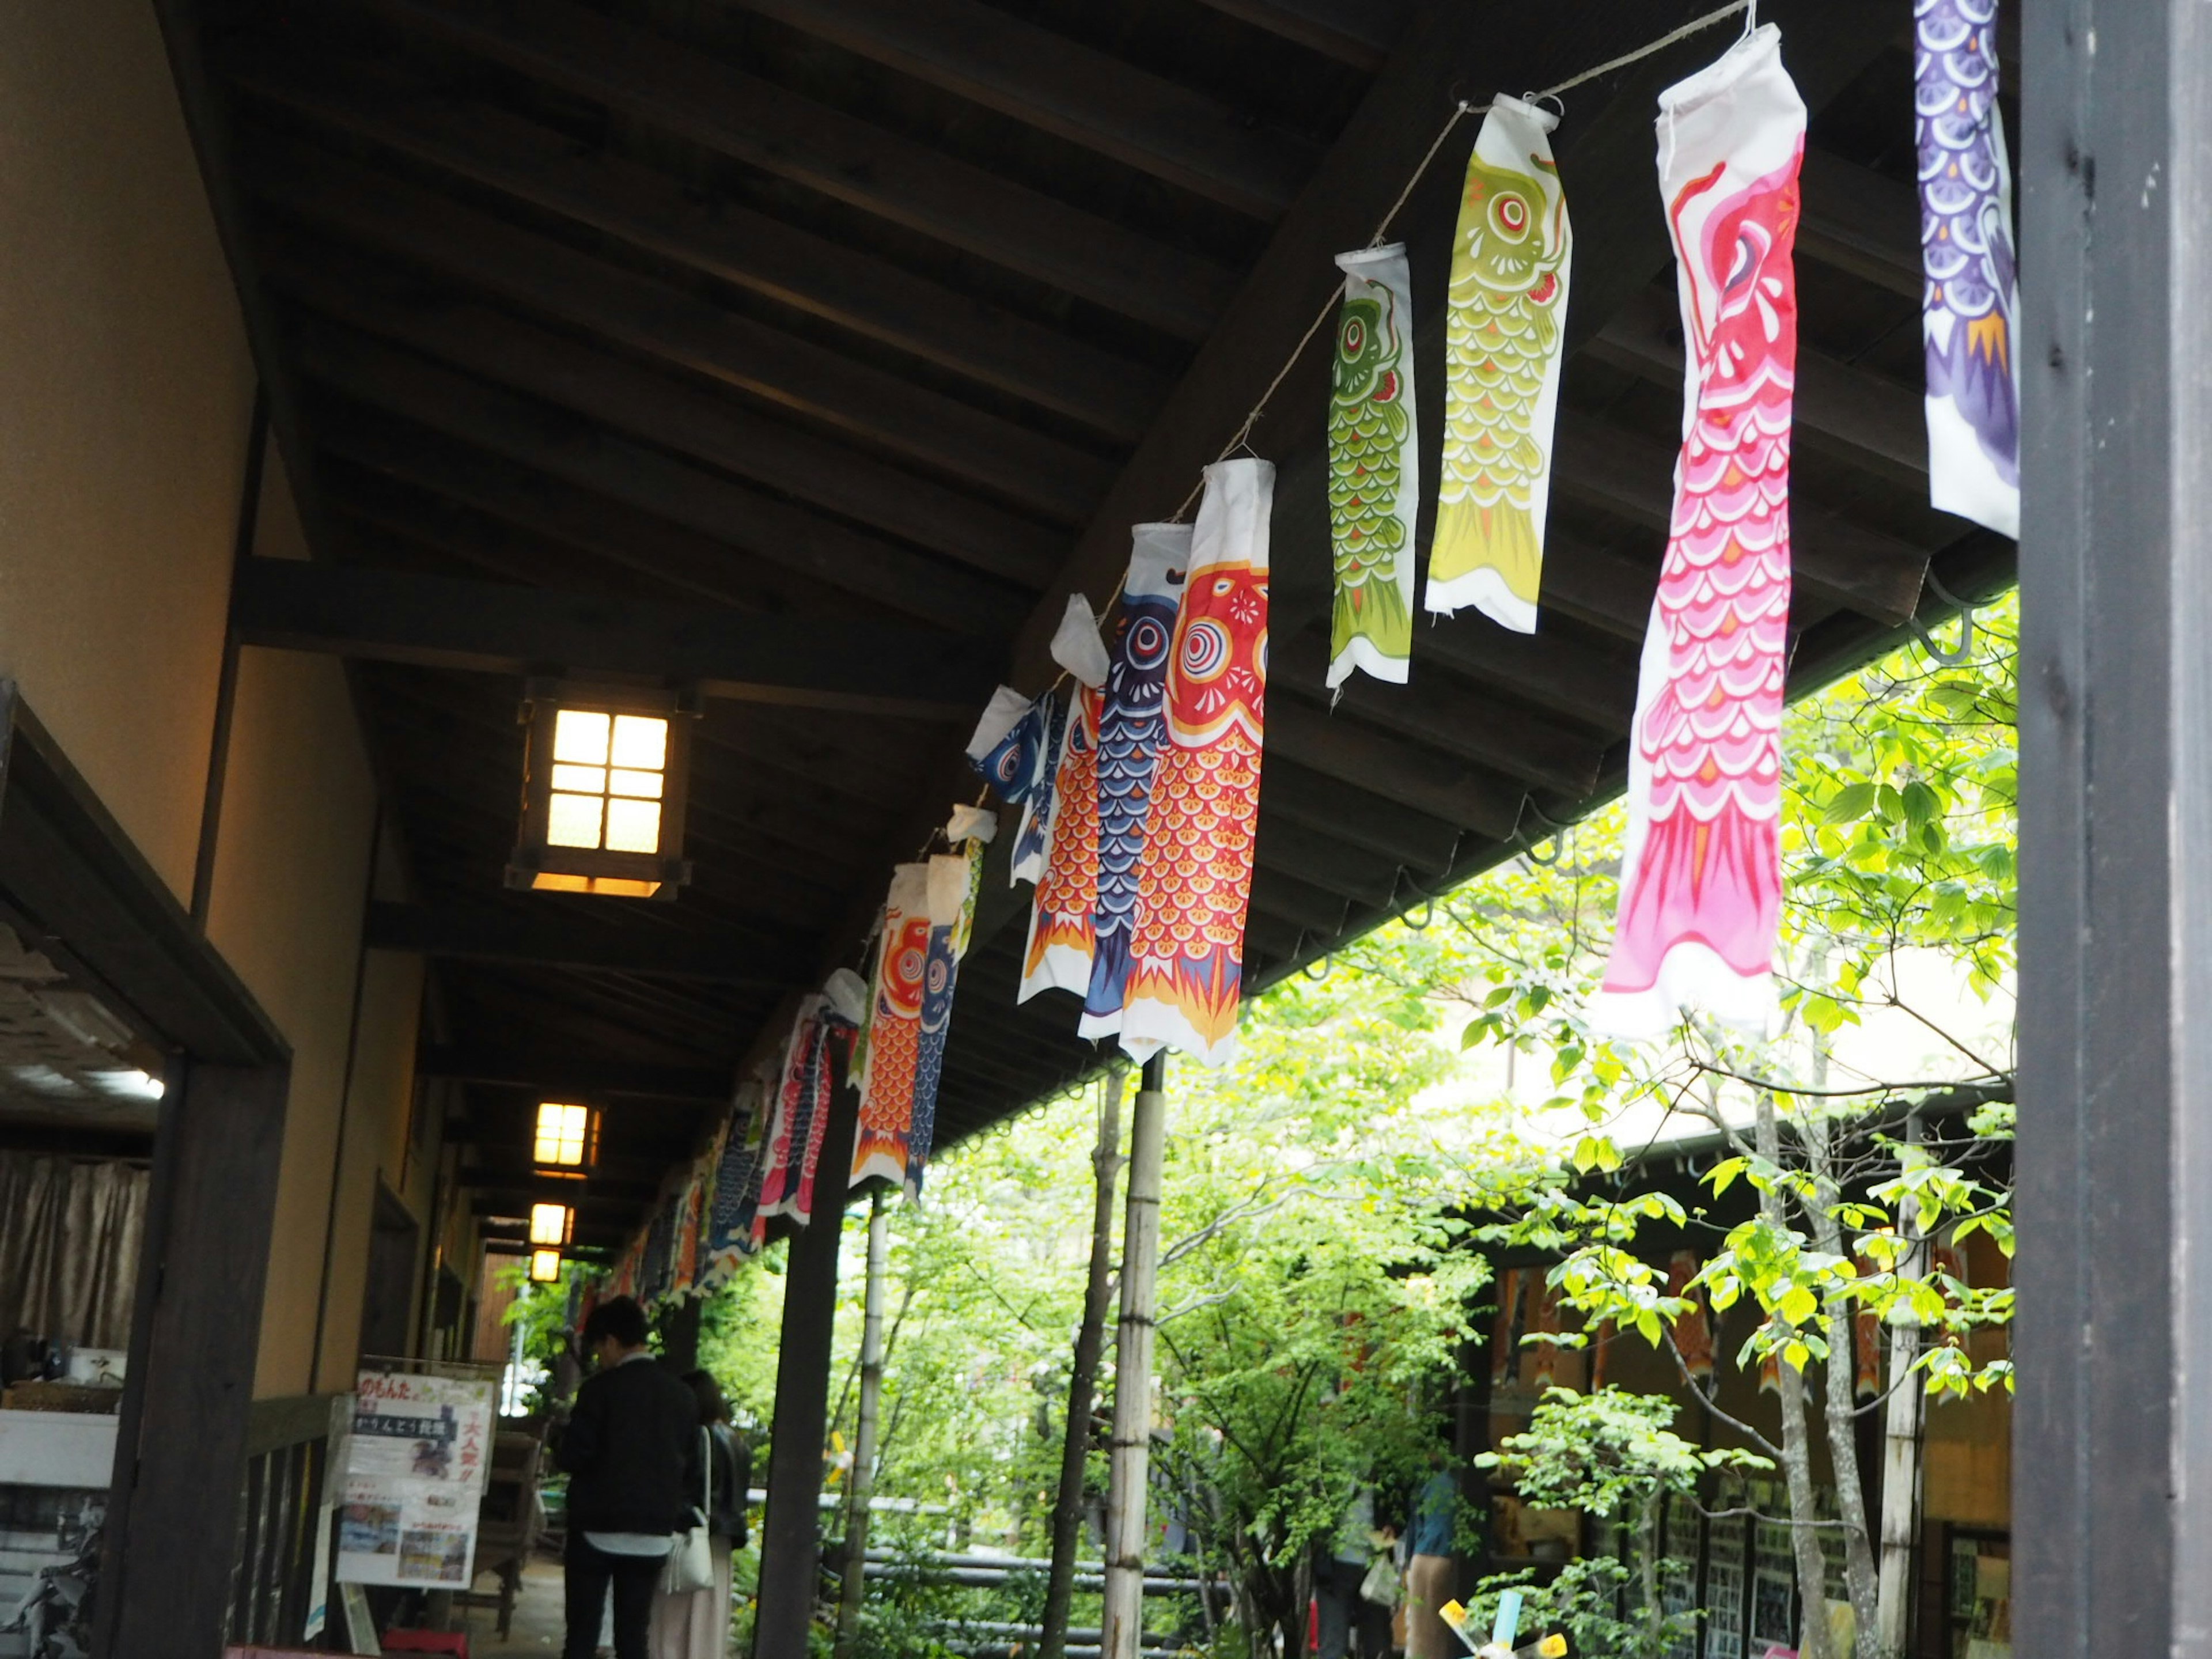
[
  {"x1": 1078, "y1": 525, "x2": 1191, "y2": 1042},
  {"x1": 1425, "y1": 95, "x2": 1571, "y2": 633},
  {"x1": 1593, "y1": 24, "x2": 1802, "y2": 1041},
  {"x1": 1326, "y1": 241, "x2": 1419, "y2": 688},
  {"x1": 1916, "y1": 0, "x2": 2020, "y2": 536},
  {"x1": 1119, "y1": 458, "x2": 1272, "y2": 1069}
]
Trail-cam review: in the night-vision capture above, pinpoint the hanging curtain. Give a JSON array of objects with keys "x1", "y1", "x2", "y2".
[
  {"x1": 1020, "y1": 684, "x2": 1103, "y2": 1001},
  {"x1": 1426, "y1": 94, "x2": 1572, "y2": 632},
  {"x1": 906, "y1": 837, "x2": 984, "y2": 1198},
  {"x1": 1327, "y1": 241, "x2": 1419, "y2": 687},
  {"x1": 852, "y1": 863, "x2": 931, "y2": 1187},
  {"x1": 0, "y1": 1154, "x2": 147, "y2": 1349},
  {"x1": 1594, "y1": 25, "x2": 1803, "y2": 1040},
  {"x1": 1120, "y1": 459, "x2": 1273, "y2": 1067},
  {"x1": 1917, "y1": 0, "x2": 2019, "y2": 536},
  {"x1": 1079, "y1": 526, "x2": 1192, "y2": 1041}
]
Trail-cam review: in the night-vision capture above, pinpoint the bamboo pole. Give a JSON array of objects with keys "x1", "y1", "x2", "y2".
[
  {"x1": 1875, "y1": 1114, "x2": 1926, "y2": 1658},
  {"x1": 834, "y1": 1190, "x2": 892, "y2": 1657},
  {"x1": 1103, "y1": 1055, "x2": 1167, "y2": 1659},
  {"x1": 1041, "y1": 1071, "x2": 1128, "y2": 1659}
]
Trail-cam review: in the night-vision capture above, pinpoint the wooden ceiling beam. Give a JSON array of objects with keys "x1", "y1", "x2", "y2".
[
  {"x1": 1253, "y1": 817, "x2": 1405, "y2": 908},
  {"x1": 363, "y1": 0, "x2": 1240, "y2": 338},
  {"x1": 233, "y1": 556, "x2": 999, "y2": 718},
  {"x1": 289, "y1": 319, "x2": 1029, "y2": 634},
  {"x1": 220, "y1": 41, "x2": 1166, "y2": 442},
  {"x1": 740, "y1": 0, "x2": 1319, "y2": 217},
  {"x1": 422, "y1": 1046, "x2": 731, "y2": 1100},
  {"x1": 243, "y1": 142, "x2": 1112, "y2": 526},
  {"x1": 1414, "y1": 615, "x2": 1641, "y2": 736},
  {"x1": 1185, "y1": 0, "x2": 1405, "y2": 70},
  {"x1": 365, "y1": 900, "x2": 802, "y2": 985},
  {"x1": 1586, "y1": 286, "x2": 1927, "y2": 491},
  {"x1": 1249, "y1": 868, "x2": 1350, "y2": 937},
  {"x1": 263, "y1": 233, "x2": 1063, "y2": 589}
]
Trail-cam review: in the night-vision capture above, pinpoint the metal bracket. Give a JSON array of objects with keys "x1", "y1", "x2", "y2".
[{"x1": 1907, "y1": 569, "x2": 1979, "y2": 667}]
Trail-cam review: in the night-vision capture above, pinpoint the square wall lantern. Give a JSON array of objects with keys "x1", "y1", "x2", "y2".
[
  {"x1": 533, "y1": 1102, "x2": 600, "y2": 1175},
  {"x1": 528, "y1": 1248, "x2": 562, "y2": 1284},
  {"x1": 507, "y1": 680, "x2": 696, "y2": 899},
  {"x1": 529, "y1": 1203, "x2": 574, "y2": 1247}
]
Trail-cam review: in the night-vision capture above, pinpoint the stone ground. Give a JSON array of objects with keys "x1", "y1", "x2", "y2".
[{"x1": 457, "y1": 1555, "x2": 565, "y2": 1656}]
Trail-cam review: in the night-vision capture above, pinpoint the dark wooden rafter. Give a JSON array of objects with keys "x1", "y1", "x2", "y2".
[
  {"x1": 217, "y1": 40, "x2": 1169, "y2": 440},
  {"x1": 361, "y1": 0, "x2": 1242, "y2": 338},
  {"x1": 232, "y1": 557, "x2": 1000, "y2": 717},
  {"x1": 739, "y1": 0, "x2": 1320, "y2": 217},
  {"x1": 241, "y1": 142, "x2": 1113, "y2": 525},
  {"x1": 1797, "y1": 147, "x2": 1922, "y2": 299},
  {"x1": 263, "y1": 236, "x2": 1065, "y2": 590},
  {"x1": 363, "y1": 900, "x2": 802, "y2": 983},
  {"x1": 287, "y1": 319, "x2": 1031, "y2": 633},
  {"x1": 1185, "y1": 0, "x2": 1406, "y2": 71},
  {"x1": 419, "y1": 1046, "x2": 731, "y2": 1099}
]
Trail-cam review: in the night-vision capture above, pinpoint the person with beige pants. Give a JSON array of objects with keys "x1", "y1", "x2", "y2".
[{"x1": 1403, "y1": 1464, "x2": 1459, "y2": 1659}]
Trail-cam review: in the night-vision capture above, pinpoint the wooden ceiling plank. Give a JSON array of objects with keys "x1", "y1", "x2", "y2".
[
  {"x1": 1254, "y1": 817, "x2": 1403, "y2": 907},
  {"x1": 244, "y1": 142, "x2": 1112, "y2": 524},
  {"x1": 1586, "y1": 286, "x2": 1927, "y2": 492},
  {"x1": 419, "y1": 1046, "x2": 731, "y2": 1100},
  {"x1": 367, "y1": 900, "x2": 802, "y2": 984},
  {"x1": 1798, "y1": 147, "x2": 1922, "y2": 299},
  {"x1": 1259, "y1": 757, "x2": 1461, "y2": 874},
  {"x1": 1266, "y1": 697, "x2": 1525, "y2": 842},
  {"x1": 235, "y1": 557, "x2": 1000, "y2": 717},
  {"x1": 221, "y1": 42, "x2": 1168, "y2": 441},
  {"x1": 1183, "y1": 0, "x2": 1403, "y2": 70},
  {"x1": 264, "y1": 232, "x2": 1063, "y2": 588},
  {"x1": 1414, "y1": 616, "x2": 1641, "y2": 737},
  {"x1": 739, "y1": 0, "x2": 1319, "y2": 217},
  {"x1": 289, "y1": 318, "x2": 1029, "y2": 634},
  {"x1": 363, "y1": 0, "x2": 1240, "y2": 338},
  {"x1": 1248, "y1": 867, "x2": 1350, "y2": 936}
]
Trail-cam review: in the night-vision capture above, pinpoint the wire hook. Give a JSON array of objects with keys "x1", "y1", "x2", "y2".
[
  {"x1": 1522, "y1": 90, "x2": 1567, "y2": 120},
  {"x1": 1907, "y1": 569, "x2": 1979, "y2": 667},
  {"x1": 1510, "y1": 798, "x2": 1567, "y2": 868},
  {"x1": 1302, "y1": 952, "x2": 1335, "y2": 982},
  {"x1": 1400, "y1": 895, "x2": 1435, "y2": 931}
]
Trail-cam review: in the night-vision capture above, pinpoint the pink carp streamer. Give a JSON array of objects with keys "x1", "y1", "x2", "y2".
[{"x1": 1596, "y1": 25, "x2": 1804, "y2": 1041}]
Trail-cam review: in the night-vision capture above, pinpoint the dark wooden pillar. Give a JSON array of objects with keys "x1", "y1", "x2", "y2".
[
  {"x1": 2016, "y1": 1, "x2": 2212, "y2": 1653},
  {"x1": 1452, "y1": 1298, "x2": 1495, "y2": 1594},
  {"x1": 95, "y1": 1060, "x2": 292, "y2": 1658},
  {"x1": 752, "y1": 1068, "x2": 859, "y2": 1658}
]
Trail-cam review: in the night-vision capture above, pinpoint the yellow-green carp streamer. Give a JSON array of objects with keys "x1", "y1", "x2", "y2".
[
  {"x1": 1325, "y1": 242, "x2": 1419, "y2": 688},
  {"x1": 1426, "y1": 94, "x2": 1572, "y2": 634}
]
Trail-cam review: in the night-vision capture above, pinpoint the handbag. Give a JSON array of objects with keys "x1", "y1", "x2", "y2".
[
  {"x1": 1359, "y1": 1552, "x2": 1400, "y2": 1608},
  {"x1": 660, "y1": 1429, "x2": 715, "y2": 1594}
]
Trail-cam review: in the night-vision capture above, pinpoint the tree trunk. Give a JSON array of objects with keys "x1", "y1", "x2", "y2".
[
  {"x1": 1103, "y1": 1055, "x2": 1168, "y2": 1659},
  {"x1": 1638, "y1": 1492, "x2": 1663, "y2": 1645},
  {"x1": 1801, "y1": 1116, "x2": 1881, "y2": 1657},
  {"x1": 1041, "y1": 1071, "x2": 1127, "y2": 1659},
  {"x1": 1758, "y1": 1096, "x2": 1836, "y2": 1659},
  {"x1": 1875, "y1": 1119, "x2": 1926, "y2": 1658},
  {"x1": 833, "y1": 1190, "x2": 891, "y2": 1658}
]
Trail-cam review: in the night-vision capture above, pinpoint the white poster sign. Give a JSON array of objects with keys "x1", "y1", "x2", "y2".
[{"x1": 335, "y1": 1369, "x2": 495, "y2": 1588}]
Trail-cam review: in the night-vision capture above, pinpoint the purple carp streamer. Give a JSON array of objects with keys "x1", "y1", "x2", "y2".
[{"x1": 1916, "y1": 0, "x2": 2019, "y2": 536}]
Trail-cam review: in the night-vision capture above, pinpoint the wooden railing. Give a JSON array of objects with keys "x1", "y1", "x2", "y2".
[{"x1": 224, "y1": 1393, "x2": 349, "y2": 1648}]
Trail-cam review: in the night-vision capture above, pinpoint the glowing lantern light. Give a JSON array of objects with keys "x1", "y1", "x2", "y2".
[
  {"x1": 529, "y1": 1202, "x2": 574, "y2": 1247},
  {"x1": 533, "y1": 1102, "x2": 599, "y2": 1175},
  {"x1": 507, "y1": 681, "x2": 695, "y2": 899},
  {"x1": 528, "y1": 1248, "x2": 562, "y2": 1283}
]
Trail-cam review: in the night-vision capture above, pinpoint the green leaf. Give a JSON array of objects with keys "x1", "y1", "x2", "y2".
[{"x1": 1822, "y1": 782, "x2": 1876, "y2": 824}]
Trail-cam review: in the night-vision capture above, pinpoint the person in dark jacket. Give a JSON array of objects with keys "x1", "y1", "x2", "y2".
[
  {"x1": 558, "y1": 1297, "x2": 700, "y2": 1659},
  {"x1": 648, "y1": 1371, "x2": 751, "y2": 1659}
]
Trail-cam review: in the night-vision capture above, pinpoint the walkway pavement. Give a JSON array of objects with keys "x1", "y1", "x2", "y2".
[{"x1": 457, "y1": 1556, "x2": 565, "y2": 1656}]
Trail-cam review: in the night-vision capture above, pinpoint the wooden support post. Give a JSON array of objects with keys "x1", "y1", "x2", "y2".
[
  {"x1": 1102, "y1": 1055, "x2": 1166, "y2": 1659},
  {"x1": 659, "y1": 1296, "x2": 702, "y2": 1374},
  {"x1": 1041, "y1": 1070, "x2": 1127, "y2": 1659},
  {"x1": 2015, "y1": 1, "x2": 2212, "y2": 1654},
  {"x1": 94, "y1": 1061, "x2": 293, "y2": 1659},
  {"x1": 753, "y1": 1069, "x2": 859, "y2": 1659},
  {"x1": 834, "y1": 1189, "x2": 891, "y2": 1657}
]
